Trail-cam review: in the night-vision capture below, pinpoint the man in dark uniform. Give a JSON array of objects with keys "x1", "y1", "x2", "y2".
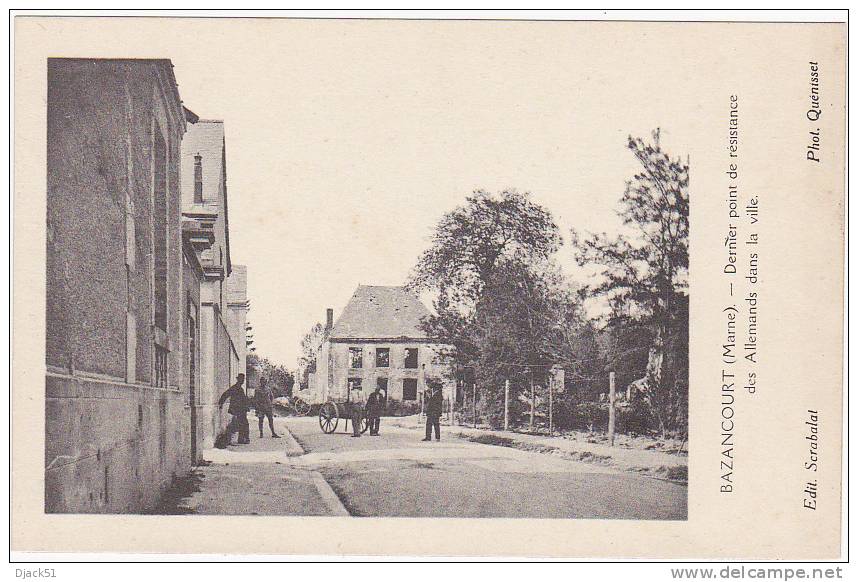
[
  {"x1": 349, "y1": 382, "x2": 364, "y2": 438},
  {"x1": 253, "y1": 377, "x2": 280, "y2": 438},
  {"x1": 366, "y1": 385, "x2": 384, "y2": 436},
  {"x1": 218, "y1": 373, "x2": 250, "y2": 445},
  {"x1": 422, "y1": 383, "x2": 443, "y2": 442}
]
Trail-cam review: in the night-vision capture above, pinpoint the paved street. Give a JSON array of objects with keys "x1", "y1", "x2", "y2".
[
  {"x1": 287, "y1": 417, "x2": 686, "y2": 519},
  {"x1": 159, "y1": 415, "x2": 686, "y2": 520}
]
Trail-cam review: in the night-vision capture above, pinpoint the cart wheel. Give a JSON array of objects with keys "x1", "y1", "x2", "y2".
[
  {"x1": 294, "y1": 398, "x2": 311, "y2": 417},
  {"x1": 360, "y1": 415, "x2": 370, "y2": 434},
  {"x1": 319, "y1": 402, "x2": 338, "y2": 434}
]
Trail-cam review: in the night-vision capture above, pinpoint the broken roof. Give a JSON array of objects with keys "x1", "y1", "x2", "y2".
[{"x1": 329, "y1": 285, "x2": 433, "y2": 341}]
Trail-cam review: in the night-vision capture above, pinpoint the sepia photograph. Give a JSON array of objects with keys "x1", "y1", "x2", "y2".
[
  {"x1": 44, "y1": 57, "x2": 689, "y2": 520},
  {"x1": 13, "y1": 11, "x2": 846, "y2": 560}
]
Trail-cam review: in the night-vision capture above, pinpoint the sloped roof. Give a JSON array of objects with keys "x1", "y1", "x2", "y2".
[{"x1": 329, "y1": 285, "x2": 433, "y2": 340}]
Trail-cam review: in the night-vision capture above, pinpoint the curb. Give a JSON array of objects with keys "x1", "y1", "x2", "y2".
[
  {"x1": 279, "y1": 418, "x2": 351, "y2": 517},
  {"x1": 277, "y1": 420, "x2": 307, "y2": 457}
]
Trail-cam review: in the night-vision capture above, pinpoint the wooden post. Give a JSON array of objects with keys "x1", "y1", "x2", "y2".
[
  {"x1": 528, "y1": 368, "x2": 535, "y2": 432},
  {"x1": 419, "y1": 363, "x2": 425, "y2": 426},
  {"x1": 608, "y1": 371, "x2": 616, "y2": 446},
  {"x1": 549, "y1": 373, "x2": 554, "y2": 436},
  {"x1": 449, "y1": 387, "x2": 454, "y2": 425},
  {"x1": 503, "y1": 379, "x2": 510, "y2": 431},
  {"x1": 472, "y1": 382, "x2": 477, "y2": 428}
]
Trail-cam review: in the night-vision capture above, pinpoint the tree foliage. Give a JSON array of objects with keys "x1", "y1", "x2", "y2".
[
  {"x1": 573, "y1": 130, "x2": 689, "y2": 437},
  {"x1": 246, "y1": 352, "x2": 295, "y2": 397},
  {"x1": 409, "y1": 190, "x2": 600, "y2": 427},
  {"x1": 410, "y1": 189, "x2": 561, "y2": 312},
  {"x1": 297, "y1": 322, "x2": 326, "y2": 390}
]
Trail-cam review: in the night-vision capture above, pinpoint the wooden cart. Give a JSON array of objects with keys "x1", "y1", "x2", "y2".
[{"x1": 318, "y1": 398, "x2": 369, "y2": 434}]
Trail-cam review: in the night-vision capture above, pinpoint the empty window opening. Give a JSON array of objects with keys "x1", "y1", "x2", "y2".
[
  {"x1": 376, "y1": 347, "x2": 390, "y2": 368},
  {"x1": 403, "y1": 378, "x2": 418, "y2": 401},
  {"x1": 349, "y1": 347, "x2": 363, "y2": 369},
  {"x1": 404, "y1": 348, "x2": 418, "y2": 369}
]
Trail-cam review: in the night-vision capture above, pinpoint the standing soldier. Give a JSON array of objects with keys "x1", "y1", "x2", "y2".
[
  {"x1": 218, "y1": 373, "x2": 250, "y2": 445},
  {"x1": 350, "y1": 381, "x2": 365, "y2": 438},
  {"x1": 253, "y1": 377, "x2": 280, "y2": 438},
  {"x1": 366, "y1": 385, "x2": 384, "y2": 436},
  {"x1": 422, "y1": 382, "x2": 443, "y2": 442}
]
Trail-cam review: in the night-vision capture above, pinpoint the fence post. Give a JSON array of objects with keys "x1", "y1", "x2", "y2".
[
  {"x1": 528, "y1": 368, "x2": 535, "y2": 432},
  {"x1": 608, "y1": 371, "x2": 616, "y2": 446},
  {"x1": 504, "y1": 379, "x2": 510, "y2": 431},
  {"x1": 549, "y1": 373, "x2": 554, "y2": 436},
  {"x1": 419, "y1": 363, "x2": 426, "y2": 427},
  {"x1": 472, "y1": 382, "x2": 477, "y2": 428}
]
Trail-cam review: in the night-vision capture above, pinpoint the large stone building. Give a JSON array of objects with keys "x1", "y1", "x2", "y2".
[
  {"x1": 179, "y1": 119, "x2": 246, "y2": 448},
  {"x1": 309, "y1": 286, "x2": 455, "y2": 407},
  {"x1": 45, "y1": 58, "x2": 197, "y2": 512}
]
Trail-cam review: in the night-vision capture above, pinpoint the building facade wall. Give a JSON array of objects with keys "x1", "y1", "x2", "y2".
[
  {"x1": 180, "y1": 120, "x2": 242, "y2": 448},
  {"x1": 226, "y1": 264, "x2": 248, "y2": 383},
  {"x1": 196, "y1": 304, "x2": 237, "y2": 448},
  {"x1": 182, "y1": 252, "x2": 203, "y2": 465},
  {"x1": 315, "y1": 341, "x2": 455, "y2": 404},
  {"x1": 45, "y1": 59, "x2": 190, "y2": 513}
]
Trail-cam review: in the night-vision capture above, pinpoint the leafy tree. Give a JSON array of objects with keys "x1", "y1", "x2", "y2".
[
  {"x1": 410, "y1": 189, "x2": 594, "y2": 428},
  {"x1": 410, "y1": 189, "x2": 560, "y2": 312},
  {"x1": 245, "y1": 321, "x2": 255, "y2": 353},
  {"x1": 573, "y1": 130, "x2": 689, "y2": 437},
  {"x1": 297, "y1": 322, "x2": 326, "y2": 390},
  {"x1": 247, "y1": 352, "x2": 295, "y2": 397}
]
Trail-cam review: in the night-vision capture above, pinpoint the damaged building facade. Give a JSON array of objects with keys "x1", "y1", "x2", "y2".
[{"x1": 308, "y1": 285, "x2": 455, "y2": 408}]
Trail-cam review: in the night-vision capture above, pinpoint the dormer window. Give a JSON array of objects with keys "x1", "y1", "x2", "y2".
[{"x1": 193, "y1": 153, "x2": 203, "y2": 203}]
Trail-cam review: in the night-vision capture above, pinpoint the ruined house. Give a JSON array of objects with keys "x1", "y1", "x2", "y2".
[{"x1": 309, "y1": 285, "x2": 455, "y2": 408}]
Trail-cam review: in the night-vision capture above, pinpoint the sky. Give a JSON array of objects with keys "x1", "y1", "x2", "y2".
[{"x1": 159, "y1": 19, "x2": 701, "y2": 367}]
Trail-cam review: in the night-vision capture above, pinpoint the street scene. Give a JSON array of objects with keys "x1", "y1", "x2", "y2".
[{"x1": 44, "y1": 25, "x2": 689, "y2": 520}]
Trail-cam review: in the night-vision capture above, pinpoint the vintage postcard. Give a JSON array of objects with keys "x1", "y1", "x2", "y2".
[{"x1": 11, "y1": 13, "x2": 846, "y2": 559}]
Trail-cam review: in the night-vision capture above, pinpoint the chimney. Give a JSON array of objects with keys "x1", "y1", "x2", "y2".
[{"x1": 325, "y1": 308, "x2": 334, "y2": 332}]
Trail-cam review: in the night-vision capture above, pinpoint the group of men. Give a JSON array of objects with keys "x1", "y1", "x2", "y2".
[
  {"x1": 347, "y1": 382, "x2": 444, "y2": 441},
  {"x1": 217, "y1": 373, "x2": 280, "y2": 445},
  {"x1": 349, "y1": 384, "x2": 385, "y2": 437},
  {"x1": 218, "y1": 373, "x2": 446, "y2": 445}
]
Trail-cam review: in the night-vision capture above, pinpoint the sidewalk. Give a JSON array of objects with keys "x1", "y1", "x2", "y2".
[
  {"x1": 384, "y1": 415, "x2": 688, "y2": 483},
  {"x1": 151, "y1": 417, "x2": 348, "y2": 515}
]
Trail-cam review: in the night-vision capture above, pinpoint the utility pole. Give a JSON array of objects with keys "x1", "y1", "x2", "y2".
[
  {"x1": 503, "y1": 379, "x2": 510, "y2": 431},
  {"x1": 608, "y1": 371, "x2": 616, "y2": 446}
]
